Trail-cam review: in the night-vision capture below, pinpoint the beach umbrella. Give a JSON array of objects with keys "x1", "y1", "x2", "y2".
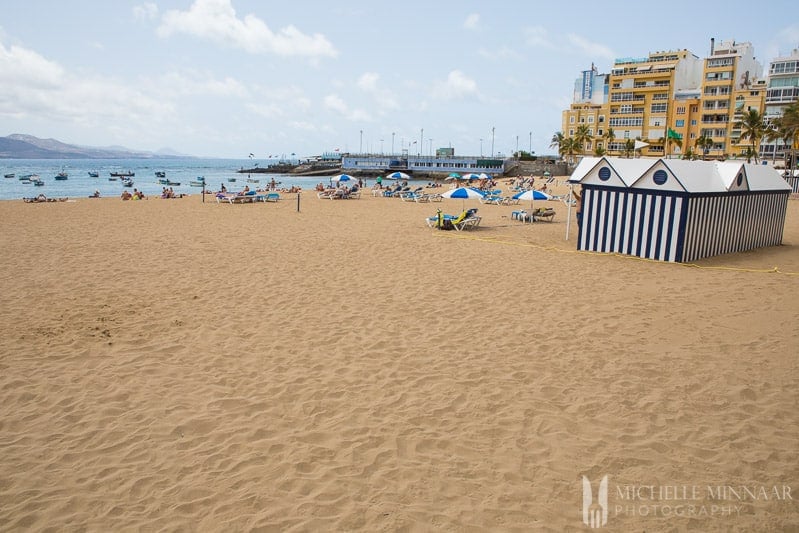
[
  {"x1": 462, "y1": 173, "x2": 482, "y2": 180},
  {"x1": 385, "y1": 171, "x2": 410, "y2": 180},
  {"x1": 513, "y1": 189, "x2": 553, "y2": 220},
  {"x1": 513, "y1": 189, "x2": 552, "y2": 202},
  {"x1": 442, "y1": 186, "x2": 486, "y2": 210},
  {"x1": 331, "y1": 174, "x2": 357, "y2": 185},
  {"x1": 446, "y1": 172, "x2": 461, "y2": 180}
]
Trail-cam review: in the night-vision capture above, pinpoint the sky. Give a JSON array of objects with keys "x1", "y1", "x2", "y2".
[{"x1": 1, "y1": 1, "x2": 798, "y2": 159}]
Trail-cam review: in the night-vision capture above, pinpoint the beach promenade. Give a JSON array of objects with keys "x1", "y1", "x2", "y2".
[{"x1": 1, "y1": 180, "x2": 797, "y2": 531}]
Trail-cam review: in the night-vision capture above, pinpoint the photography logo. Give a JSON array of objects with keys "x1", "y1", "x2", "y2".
[{"x1": 582, "y1": 475, "x2": 609, "y2": 528}]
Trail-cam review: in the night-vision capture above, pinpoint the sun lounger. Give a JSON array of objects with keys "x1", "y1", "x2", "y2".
[
  {"x1": 512, "y1": 207, "x2": 556, "y2": 222},
  {"x1": 426, "y1": 208, "x2": 481, "y2": 230}
]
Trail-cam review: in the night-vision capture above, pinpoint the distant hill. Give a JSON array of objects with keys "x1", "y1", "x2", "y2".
[{"x1": 0, "y1": 134, "x2": 191, "y2": 159}]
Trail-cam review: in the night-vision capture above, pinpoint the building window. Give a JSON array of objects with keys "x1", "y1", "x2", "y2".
[
  {"x1": 598, "y1": 115, "x2": 605, "y2": 123},
  {"x1": 676, "y1": 106, "x2": 686, "y2": 115},
  {"x1": 588, "y1": 116, "x2": 595, "y2": 123},
  {"x1": 676, "y1": 119, "x2": 685, "y2": 127},
  {"x1": 570, "y1": 116, "x2": 575, "y2": 124},
  {"x1": 569, "y1": 129, "x2": 574, "y2": 136},
  {"x1": 651, "y1": 103, "x2": 667, "y2": 113},
  {"x1": 691, "y1": 119, "x2": 697, "y2": 126}
]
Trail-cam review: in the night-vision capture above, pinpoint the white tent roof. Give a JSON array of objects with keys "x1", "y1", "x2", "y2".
[{"x1": 569, "y1": 157, "x2": 791, "y2": 193}]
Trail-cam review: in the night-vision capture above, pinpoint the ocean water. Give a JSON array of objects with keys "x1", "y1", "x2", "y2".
[{"x1": 0, "y1": 158, "x2": 338, "y2": 201}]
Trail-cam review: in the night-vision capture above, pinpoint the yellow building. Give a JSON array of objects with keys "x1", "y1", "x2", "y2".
[{"x1": 561, "y1": 39, "x2": 767, "y2": 161}]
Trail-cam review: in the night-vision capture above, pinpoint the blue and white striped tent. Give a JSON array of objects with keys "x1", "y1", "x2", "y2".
[{"x1": 568, "y1": 157, "x2": 791, "y2": 263}]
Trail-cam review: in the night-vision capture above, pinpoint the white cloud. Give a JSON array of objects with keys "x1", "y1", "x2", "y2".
[
  {"x1": 357, "y1": 72, "x2": 379, "y2": 91},
  {"x1": 524, "y1": 26, "x2": 553, "y2": 48},
  {"x1": 157, "y1": 0, "x2": 337, "y2": 58},
  {"x1": 477, "y1": 46, "x2": 522, "y2": 61},
  {"x1": 431, "y1": 70, "x2": 478, "y2": 100},
  {"x1": 567, "y1": 33, "x2": 615, "y2": 60},
  {"x1": 0, "y1": 42, "x2": 172, "y2": 125},
  {"x1": 133, "y1": 3, "x2": 159, "y2": 21},
  {"x1": 323, "y1": 93, "x2": 371, "y2": 122},
  {"x1": 464, "y1": 13, "x2": 480, "y2": 30},
  {"x1": 356, "y1": 72, "x2": 399, "y2": 111}
]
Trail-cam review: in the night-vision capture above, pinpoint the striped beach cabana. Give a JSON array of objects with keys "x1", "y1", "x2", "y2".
[
  {"x1": 783, "y1": 170, "x2": 799, "y2": 194},
  {"x1": 568, "y1": 157, "x2": 791, "y2": 263}
]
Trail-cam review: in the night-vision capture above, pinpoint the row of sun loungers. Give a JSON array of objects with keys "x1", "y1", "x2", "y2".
[
  {"x1": 317, "y1": 188, "x2": 361, "y2": 199},
  {"x1": 216, "y1": 192, "x2": 280, "y2": 204}
]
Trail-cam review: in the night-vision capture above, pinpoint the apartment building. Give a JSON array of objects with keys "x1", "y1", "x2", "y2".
[{"x1": 561, "y1": 38, "x2": 781, "y2": 161}]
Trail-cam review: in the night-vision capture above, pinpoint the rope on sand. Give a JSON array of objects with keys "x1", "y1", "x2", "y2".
[{"x1": 432, "y1": 232, "x2": 799, "y2": 277}]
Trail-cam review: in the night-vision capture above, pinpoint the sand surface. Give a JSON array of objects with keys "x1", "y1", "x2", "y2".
[{"x1": 1, "y1": 181, "x2": 798, "y2": 531}]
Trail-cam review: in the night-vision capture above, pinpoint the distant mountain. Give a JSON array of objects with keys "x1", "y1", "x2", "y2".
[{"x1": 0, "y1": 134, "x2": 191, "y2": 159}]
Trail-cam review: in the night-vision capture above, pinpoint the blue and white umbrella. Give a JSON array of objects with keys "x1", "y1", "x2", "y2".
[
  {"x1": 462, "y1": 173, "x2": 482, "y2": 180},
  {"x1": 385, "y1": 171, "x2": 410, "y2": 180},
  {"x1": 513, "y1": 189, "x2": 552, "y2": 202},
  {"x1": 513, "y1": 189, "x2": 553, "y2": 219},
  {"x1": 442, "y1": 186, "x2": 486, "y2": 209},
  {"x1": 331, "y1": 174, "x2": 357, "y2": 185}
]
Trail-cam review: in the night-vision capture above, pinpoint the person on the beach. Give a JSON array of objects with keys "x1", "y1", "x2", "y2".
[
  {"x1": 376, "y1": 175, "x2": 383, "y2": 189},
  {"x1": 121, "y1": 190, "x2": 132, "y2": 200},
  {"x1": 220, "y1": 183, "x2": 227, "y2": 193},
  {"x1": 572, "y1": 187, "x2": 583, "y2": 229}
]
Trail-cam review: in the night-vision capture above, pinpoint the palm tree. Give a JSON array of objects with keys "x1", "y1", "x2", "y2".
[
  {"x1": 560, "y1": 137, "x2": 579, "y2": 164},
  {"x1": 662, "y1": 134, "x2": 682, "y2": 159},
  {"x1": 603, "y1": 128, "x2": 616, "y2": 156},
  {"x1": 573, "y1": 124, "x2": 591, "y2": 155},
  {"x1": 695, "y1": 135, "x2": 713, "y2": 160},
  {"x1": 550, "y1": 132, "x2": 565, "y2": 157},
  {"x1": 593, "y1": 146, "x2": 606, "y2": 157},
  {"x1": 734, "y1": 109, "x2": 766, "y2": 164},
  {"x1": 772, "y1": 102, "x2": 799, "y2": 170},
  {"x1": 622, "y1": 139, "x2": 635, "y2": 158}
]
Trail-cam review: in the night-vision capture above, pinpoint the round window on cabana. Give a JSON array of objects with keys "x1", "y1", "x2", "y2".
[
  {"x1": 598, "y1": 167, "x2": 611, "y2": 181},
  {"x1": 653, "y1": 169, "x2": 668, "y2": 185},
  {"x1": 736, "y1": 172, "x2": 744, "y2": 186}
]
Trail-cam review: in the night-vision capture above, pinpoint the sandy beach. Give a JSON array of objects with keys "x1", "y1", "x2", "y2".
[{"x1": 1, "y1": 179, "x2": 798, "y2": 531}]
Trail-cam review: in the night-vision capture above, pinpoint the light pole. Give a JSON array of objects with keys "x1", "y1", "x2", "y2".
[
  {"x1": 491, "y1": 127, "x2": 495, "y2": 157},
  {"x1": 420, "y1": 128, "x2": 423, "y2": 156},
  {"x1": 391, "y1": 132, "x2": 395, "y2": 154},
  {"x1": 516, "y1": 135, "x2": 519, "y2": 158},
  {"x1": 429, "y1": 138, "x2": 433, "y2": 156},
  {"x1": 480, "y1": 138, "x2": 483, "y2": 157},
  {"x1": 529, "y1": 131, "x2": 532, "y2": 154},
  {"x1": 359, "y1": 130, "x2": 363, "y2": 153},
  {"x1": 380, "y1": 139, "x2": 384, "y2": 154}
]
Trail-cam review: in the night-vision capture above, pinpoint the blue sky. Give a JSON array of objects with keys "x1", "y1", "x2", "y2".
[{"x1": 1, "y1": 1, "x2": 797, "y2": 159}]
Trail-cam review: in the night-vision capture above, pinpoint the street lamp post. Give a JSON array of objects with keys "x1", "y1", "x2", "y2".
[
  {"x1": 491, "y1": 127, "x2": 495, "y2": 157},
  {"x1": 529, "y1": 131, "x2": 532, "y2": 154},
  {"x1": 359, "y1": 130, "x2": 363, "y2": 153},
  {"x1": 391, "y1": 132, "x2": 395, "y2": 155},
  {"x1": 480, "y1": 138, "x2": 483, "y2": 157}
]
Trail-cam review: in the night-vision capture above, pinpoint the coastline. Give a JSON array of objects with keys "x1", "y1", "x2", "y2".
[{"x1": 1, "y1": 181, "x2": 797, "y2": 530}]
